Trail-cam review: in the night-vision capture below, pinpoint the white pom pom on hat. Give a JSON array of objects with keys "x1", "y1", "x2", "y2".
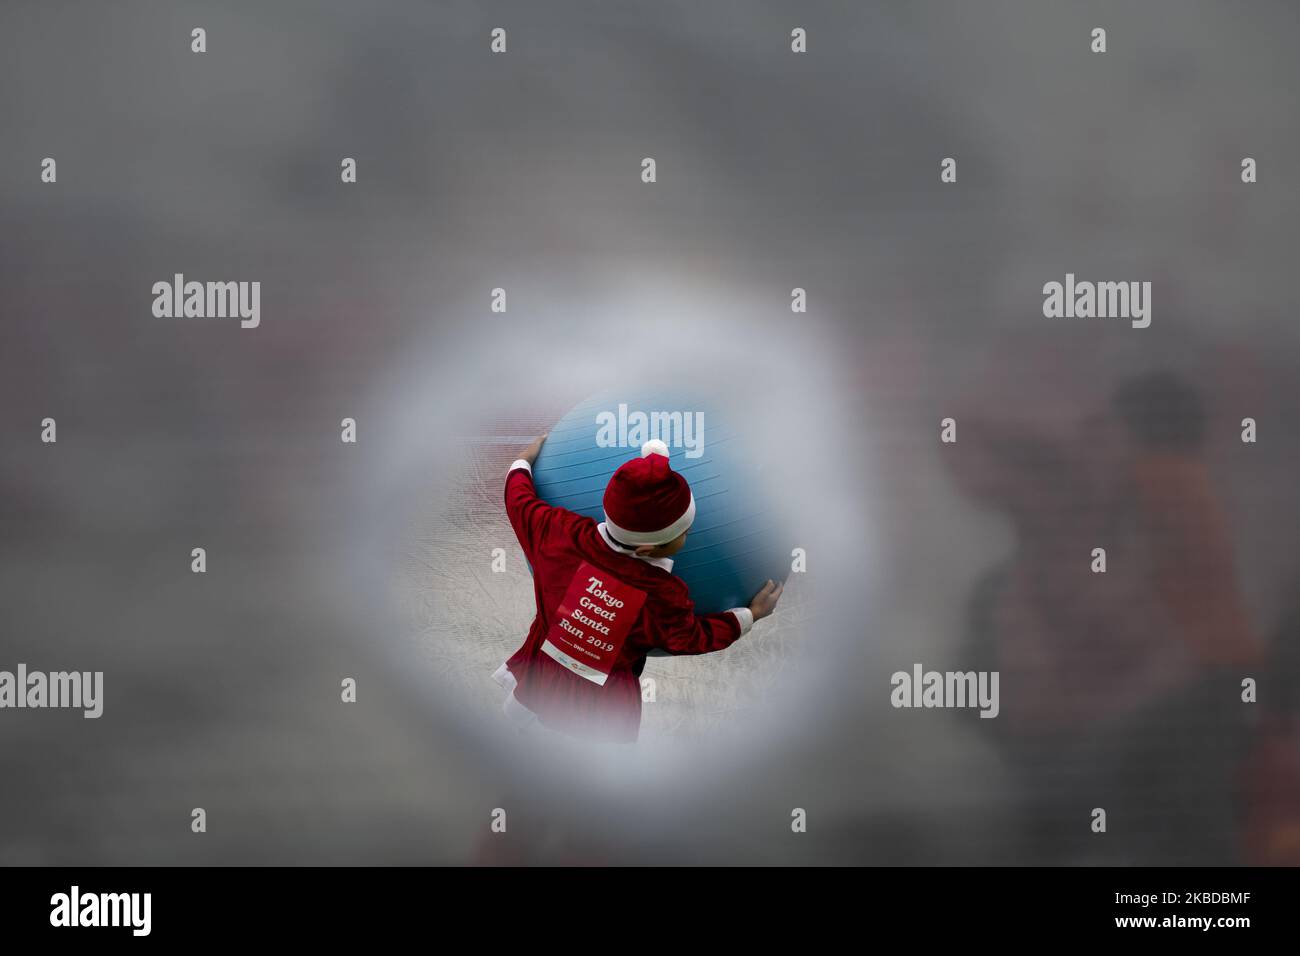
[{"x1": 641, "y1": 438, "x2": 670, "y2": 458}]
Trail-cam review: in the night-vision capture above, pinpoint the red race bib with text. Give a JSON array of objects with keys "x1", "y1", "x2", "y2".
[{"x1": 541, "y1": 562, "x2": 647, "y2": 686}]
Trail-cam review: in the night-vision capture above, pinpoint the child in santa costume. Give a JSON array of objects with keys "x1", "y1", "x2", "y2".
[{"x1": 493, "y1": 433, "x2": 783, "y2": 742}]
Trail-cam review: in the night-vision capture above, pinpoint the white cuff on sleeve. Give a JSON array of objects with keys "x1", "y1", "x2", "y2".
[
  {"x1": 730, "y1": 607, "x2": 754, "y2": 635},
  {"x1": 508, "y1": 459, "x2": 533, "y2": 474}
]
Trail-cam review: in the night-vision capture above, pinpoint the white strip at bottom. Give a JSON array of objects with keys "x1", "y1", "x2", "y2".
[{"x1": 541, "y1": 639, "x2": 609, "y2": 686}]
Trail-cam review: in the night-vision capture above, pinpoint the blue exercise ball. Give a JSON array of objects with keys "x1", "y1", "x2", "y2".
[{"x1": 530, "y1": 388, "x2": 790, "y2": 616}]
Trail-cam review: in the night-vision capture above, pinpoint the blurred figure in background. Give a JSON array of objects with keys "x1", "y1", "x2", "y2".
[
  {"x1": 954, "y1": 369, "x2": 1260, "y2": 863},
  {"x1": 1239, "y1": 600, "x2": 1300, "y2": 866},
  {"x1": 1112, "y1": 371, "x2": 1259, "y2": 669},
  {"x1": 1104, "y1": 371, "x2": 1259, "y2": 863}
]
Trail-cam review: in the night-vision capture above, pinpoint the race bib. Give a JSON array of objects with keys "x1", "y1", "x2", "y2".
[{"x1": 541, "y1": 562, "x2": 647, "y2": 686}]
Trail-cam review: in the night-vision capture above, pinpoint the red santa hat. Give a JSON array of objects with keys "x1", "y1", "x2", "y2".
[{"x1": 602, "y1": 439, "x2": 696, "y2": 546}]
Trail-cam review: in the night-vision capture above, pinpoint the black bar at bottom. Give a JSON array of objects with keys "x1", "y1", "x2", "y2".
[{"x1": 0, "y1": 866, "x2": 1289, "y2": 942}]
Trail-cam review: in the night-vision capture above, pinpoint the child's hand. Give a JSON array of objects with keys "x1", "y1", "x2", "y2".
[
  {"x1": 518, "y1": 433, "x2": 548, "y2": 466},
  {"x1": 748, "y1": 579, "x2": 784, "y2": 622}
]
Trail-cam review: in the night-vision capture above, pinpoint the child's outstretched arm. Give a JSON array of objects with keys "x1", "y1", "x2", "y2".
[
  {"x1": 504, "y1": 433, "x2": 553, "y2": 559},
  {"x1": 647, "y1": 579, "x2": 784, "y2": 655}
]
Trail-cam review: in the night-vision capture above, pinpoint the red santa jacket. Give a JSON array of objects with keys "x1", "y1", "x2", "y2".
[{"x1": 499, "y1": 460, "x2": 751, "y2": 742}]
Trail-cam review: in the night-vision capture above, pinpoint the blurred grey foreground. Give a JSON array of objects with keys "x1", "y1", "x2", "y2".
[{"x1": 2, "y1": 1, "x2": 1299, "y2": 864}]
